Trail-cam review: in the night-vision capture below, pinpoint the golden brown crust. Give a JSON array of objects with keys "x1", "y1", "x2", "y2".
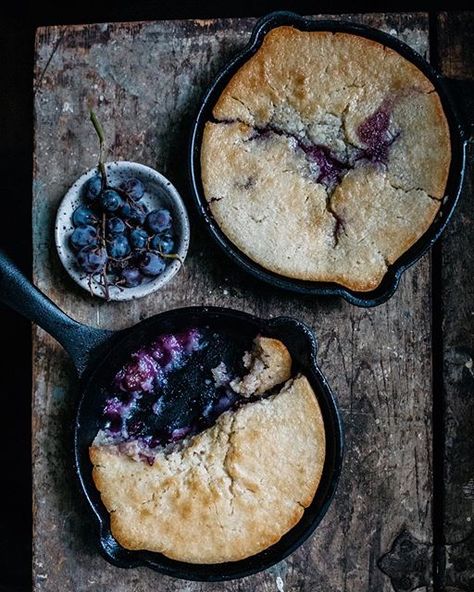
[
  {"x1": 230, "y1": 335, "x2": 292, "y2": 396},
  {"x1": 201, "y1": 27, "x2": 451, "y2": 291},
  {"x1": 90, "y1": 374, "x2": 325, "y2": 564}
]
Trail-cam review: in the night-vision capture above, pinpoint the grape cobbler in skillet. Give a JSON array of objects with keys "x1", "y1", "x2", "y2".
[
  {"x1": 90, "y1": 330, "x2": 326, "y2": 563},
  {"x1": 201, "y1": 27, "x2": 451, "y2": 291}
]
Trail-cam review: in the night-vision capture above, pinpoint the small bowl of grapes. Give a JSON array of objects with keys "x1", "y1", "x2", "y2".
[{"x1": 55, "y1": 161, "x2": 190, "y2": 301}]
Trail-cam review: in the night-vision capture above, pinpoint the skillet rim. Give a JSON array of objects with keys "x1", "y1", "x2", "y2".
[
  {"x1": 188, "y1": 10, "x2": 466, "y2": 307},
  {"x1": 73, "y1": 305, "x2": 344, "y2": 581}
]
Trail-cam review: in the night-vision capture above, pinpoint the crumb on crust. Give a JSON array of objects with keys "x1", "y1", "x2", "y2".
[{"x1": 230, "y1": 335, "x2": 292, "y2": 396}]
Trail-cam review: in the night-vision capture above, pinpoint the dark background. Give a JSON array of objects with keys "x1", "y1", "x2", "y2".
[{"x1": 0, "y1": 2, "x2": 457, "y2": 591}]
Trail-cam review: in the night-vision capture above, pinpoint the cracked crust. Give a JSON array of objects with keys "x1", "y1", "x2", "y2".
[
  {"x1": 230, "y1": 335, "x2": 292, "y2": 396},
  {"x1": 201, "y1": 27, "x2": 451, "y2": 291},
  {"x1": 90, "y1": 374, "x2": 325, "y2": 564}
]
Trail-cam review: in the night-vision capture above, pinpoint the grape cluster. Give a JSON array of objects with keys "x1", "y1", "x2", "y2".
[{"x1": 70, "y1": 172, "x2": 177, "y2": 295}]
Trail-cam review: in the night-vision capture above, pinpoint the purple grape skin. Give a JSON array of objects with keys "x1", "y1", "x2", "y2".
[
  {"x1": 103, "y1": 396, "x2": 126, "y2": 419},
  {"x1": 119, "y1": 177, "x2": 145, "y2": 201},
  {"x1": 121, "y1": 267, "x2": 142, "y2": 288},
  {"x1": 139, "y1": 252, "x2": 166, "y2": 276},
  {"x1": 169, "y1": 426, "x2": 192, "y2": 442},
  {"x1": 150, "y1": 234, "x2": 174, "y2": 254},
  {"x1": 121, "y1": 202, "x2": 147, "y2": 226},
  {"x1": 70, "y1": 225, "x2": 97, "y2": 251},
  {"x1": 130, "y1": 228, "x2": 149, "y2": 249},
  {"x1": 121, "y1": 202, "x2": 133, "y2": 218},
  {"x1": 106, "y1": 217, "x2": 126, "y2": 236},
  {"x1": 107, "y1": 234, "x2": 131, "y2": 259},
  {"x1": 83, "y1": 174, "x2": 102, "y2": 204},
  {"x1": 99, "y1": 189, "x2": 123, "y2": 213},
  {"x1": 76, "y1": 246, "x2": 107, "y2": 273},
  {"x1": 72, "y1": 205, "x2": 98, "y2": 227},
  {"x1": 146, "y1": 209, "x2": 172, "y2": 234},
  {"x1": 115, "y1": 350, "x2": 159, "y2": 393}
]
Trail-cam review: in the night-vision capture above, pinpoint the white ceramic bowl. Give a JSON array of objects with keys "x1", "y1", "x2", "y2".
[{"x1": 55, "y1": 161, "x2": 190, "y2": 301}]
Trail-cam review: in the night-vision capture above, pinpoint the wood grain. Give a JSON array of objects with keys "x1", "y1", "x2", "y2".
[
  {"x1": 33, "y1": 14, "x2": 433, "y2": 591},
  {"x1": 436, "y1": 11, "x2": 474, "y2": 547}
]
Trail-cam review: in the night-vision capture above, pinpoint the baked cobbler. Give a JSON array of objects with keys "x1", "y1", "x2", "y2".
[
  {"x1": 201, "y1": 27, "x2": 451, "y2": 290},
  {"x1": 89, "y1": 333, "x2": 326, "y2": 563}
]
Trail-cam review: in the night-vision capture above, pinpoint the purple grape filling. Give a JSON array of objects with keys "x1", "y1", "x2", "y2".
[
  {"x1": 101, "y1": 328, "x2": 206, "y2": 442},
  {"x1": 301, "y1": 144, "x2": 348, "y2": 187},
  {"x1": 169, "y1": 426, "x2": 193, "y2": 442},
  {"x1": 114, "y1": 351, "x2": 158, "y2": 394},
  {"x1": 97, "y1": 328, "x2": 255, "y2": 462},
  {"x1": 249, "y1": 125, "x2": 348, "y2": 188},
  {"x1": 102, "y1": 392, "x2": 141, "y2": 436},
  {"x1": 357, "y1": 106, "x2": 398, "y2": 163},
  {"x1": 113, "y1": 328, "x2": 202, "y2": 395},
  {"x1": 206, "y1": 391, "x2": 239, "y2": 418},
  {"x1": 237, "y1": 101, "x2": 400, "y2": 189}
]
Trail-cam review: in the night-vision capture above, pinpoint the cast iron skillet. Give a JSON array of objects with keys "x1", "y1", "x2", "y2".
[
  {"x1": 189, "y1": 11, "x2": 467, "y2": 308},
  {"x1": 0, "y1": 249, "x2": 343, "y2": 581}
]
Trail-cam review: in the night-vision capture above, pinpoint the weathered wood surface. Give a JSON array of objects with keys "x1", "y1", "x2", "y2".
[
  {"x1": 33, "y1": 14, "x2": 434, "y2": 591},
  {"x1": 436, "y1": 10, "x2": 474, "y2": 586}
]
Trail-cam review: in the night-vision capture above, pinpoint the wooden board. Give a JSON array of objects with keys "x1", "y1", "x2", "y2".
[
  {"x1": 33, "y1": 14, "x2": 435, "y2": 591},
  {"x1": 436, "y1": 12, "x2": 474, "y2": 590}
]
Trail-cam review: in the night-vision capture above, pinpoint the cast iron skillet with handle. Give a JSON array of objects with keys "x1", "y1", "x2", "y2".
[
  {"x1": 0, "y1": 249, "x2": 343, "y2": 581},
  {"x1": 189, "y1": 11, "x2": 469, "y2": 307}
]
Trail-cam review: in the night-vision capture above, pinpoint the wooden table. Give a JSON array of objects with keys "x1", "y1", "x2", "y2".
[{"x1": 32, "y1": 12, "x2": 474, "y2": 591}]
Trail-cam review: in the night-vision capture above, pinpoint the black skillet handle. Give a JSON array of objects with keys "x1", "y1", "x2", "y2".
[{"x1": 0, "y1": 249, "x2": 113, "y2": 376}]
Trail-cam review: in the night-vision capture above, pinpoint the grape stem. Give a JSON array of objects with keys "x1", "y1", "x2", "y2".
[
  {"x1": 90, "y1": 110, "x2": 108, "y2": 187},
  {"x1": 87, "y1": 273, "x2": 94, "y2": 298},
  {"x1": 101, "y1": 268, "x2": 110, "y2": 301},
  {"x1": 108, "y1": 254, "x2": 134, "y2": 263},
  {"x1": 100, "y1": 213, "x2": 107, "y2": 248},
  {"x1": 100, "y1": 212, "x2": 110, "y2": 300},
  {"x1": 114, "y1": 186, "x2": 147, "y2": 214},
  {"x1": 154, "y1": 249, "x2": 184, "y2": 267}
]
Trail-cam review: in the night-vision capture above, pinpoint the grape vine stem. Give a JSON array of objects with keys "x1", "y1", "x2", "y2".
[{"x1": 90, "y1": 109, "x2": 108, "y2": 187}]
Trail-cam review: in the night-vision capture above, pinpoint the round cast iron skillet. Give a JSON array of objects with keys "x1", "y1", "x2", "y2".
[
  {"x1": 0, "y1": 250, "x2": 343, "y2": 581},
  {"x1": 189, "y1": 11, "x2": 467, "y2": 307}
]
